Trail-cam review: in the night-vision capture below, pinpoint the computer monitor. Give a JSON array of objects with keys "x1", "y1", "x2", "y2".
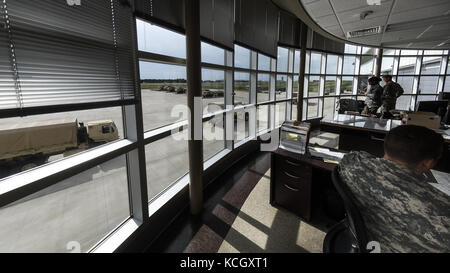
[
  {"x1": 438, "y1": 92, "x2": 450, "y2": 101},
  {"x1": 417, "y1": 100, "x2": 448, "y2": 119}
]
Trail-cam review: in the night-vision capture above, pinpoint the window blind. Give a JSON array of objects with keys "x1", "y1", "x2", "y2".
[
  {"x1": 235, "y1": 0, "x2": 279, "y2": 58},
  {"x1": 279, "y1": 10, "x2": 302, "y2": 48},
  {"x1": 200, "y1": 0, "x2": 234, "y2": 51},
  {"x1": 0, "y1": 3, "x2": 18, "y2": 110},
  {"x1": 0, "y1": 0, "x2": 135, "y2": 112},
  {"x1": 135, "y1": 0, "x2": 234, "y2": 51}
]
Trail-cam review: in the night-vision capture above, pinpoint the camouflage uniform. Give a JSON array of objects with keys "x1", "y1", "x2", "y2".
[
  {"x1": 363, "y1": 84, "x2": 383, "y2": 115},
  {"x1": 379, "y1": 81, "x2": 404, "y2": 114},
  {"x1": 339, "y1": 151, "x2": 450, "y2": 253}
]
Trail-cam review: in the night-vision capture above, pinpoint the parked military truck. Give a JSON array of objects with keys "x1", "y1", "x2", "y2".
[{"x1": 0, "y1": 118, "x2": 119, "y2": 174}]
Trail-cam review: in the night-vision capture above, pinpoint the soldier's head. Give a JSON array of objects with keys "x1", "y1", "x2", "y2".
[
  {"x1": 382, "y1": 74, "x2": 392, "y2": 83},
  {"x1": 368, "y1": 76, "x2": 381, "y2": 85},
  {"x1": 384, "y1": 125, "x2": 444, "y2": 173}
]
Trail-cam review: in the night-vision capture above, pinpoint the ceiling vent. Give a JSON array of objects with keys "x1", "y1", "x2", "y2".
[{"x1": 347, "y1": 26, "x2": 382, "y2": 38}]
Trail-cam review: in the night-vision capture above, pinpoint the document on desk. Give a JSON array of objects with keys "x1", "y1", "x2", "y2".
[
  {"x1": 309, "y1": 147, "x2": 346, "y2": 163},
  {"x1": 429, "y1": 170, "x2": 450, "y2": 197}
]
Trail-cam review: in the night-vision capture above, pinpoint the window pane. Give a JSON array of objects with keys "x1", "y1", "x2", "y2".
[
  {"x1": 424, "y1": 50, "x2": 443, "y2": 55},
  {"x1": 360, "y1": 56, "x2": 374, "y2": 75},
  {"x1": 381, "y1": 57, "x2": 394, "y2": 75},
  {"x1": 293, "y1": 75, "x2": 299, "y2": 98},
  {"x1": 343, "y1": 56, "x2": 356, "y2": 75},
  {"x1": 294, "y1": 50, "x2": 300, "y2": 73},
  {"x1": 146, "y1": 131, "x2": 188, "y2": 200},
  {"x1": 291, "y1": 100, "x2": 298, "y2": 121},
  {"x1": 258, "y1": 53, "x2": 271, "y2": 71},
  {"x1": 396, "y1": 76, "x2": 414, "y2": 94},
  {"x1": 341, "y1": 76, "x2": 353, "y2": 95},
  {"x1": 257, "y1": 105, "x2": 269, "y2": 132},
  {"x1": 444, "y1": 76, "x2": 450, "y2": 92},
  {"x1": 421, "y1": 57, "x2": 441, "y2": 75},
  {"x1": 401, "y1": 50, "x2": 418, "y2": 56},
  {"x1": 137, "y1": 19, "x2": 186, "y2": 59},
  {"x1": 257, "y1": 73, "x2": 270, "y2": 102},
  {"x1": 396, "y1": 95, "x2": 412, "y2": 111},
  {"x1": 308, "y1": 76, "x2": 320, "y2": 97},
  {"x1": 202, "y1": 69, "x2": 225, "y2": 113},
  {"x1": 201, "y1": 42, "x2": 224, "y2": 65},
  {"x1": 235, "y1": 45, "x2": 250, "y2": 69},
  {"x1": 276, "y1": 74, "x2": 288, "y2": 100},
  {"x1": 234, "y1": 72, "x2": 250, "y2": 105},
  {"x1": 203, "y1": 115, "x2": 225, "y2": 161},
  {"x1": 0, "y1": 156, "x2": 129, "y2": 252},
  {"x1": 307, "y1": 99, "x2": 319, "y2": 119},
  {"x1": 277, "y1": 47, "x2": 289, "y2": 72},
  {"x1": 234, "y1": 109, "x2": 249, "y2": 141},
  {"x1": 345, "y1": 44, "x2": 357, "y2": 54},
  {"x1": 362, "y1": 47, "x2": 376, "y2": 55},
  {"x1": 0, "y1": 107, "x2": 123, "y2": 179},
  {"x1": 398, "y1": 57, "x2": 416, "y2": 75},
  {"x1": 326, "y1": 55, "x2": 338, "y2": 74},
  {"x1": 140, "y1": 62, "x2": 187, "y2": 131},
  {"x1": 310, "y1": 53, "x2": 322, "y2": 74},
  {"x1": 384, "y1": 49, "x2": 395, "y2": 55},
  {"x1": 275, "y1": 102, "x2": 286, "y2": 126},
  {"x1": 323, "y1": 97, "x2": 336, "y2": 119},
  {"x1": 325, "y1": 76, "x2": 336, "y2": 96},
  {"x1": 357, "y1": 76, "x2": 368, "y2": 95},
  {"x1": 418, "y1": 76, "x2": 439, "y2": 94}
]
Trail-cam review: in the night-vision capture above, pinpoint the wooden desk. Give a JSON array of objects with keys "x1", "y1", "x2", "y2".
[
  {"x1": 320, "y1": 114, "x2": 450, "y2": 172},
  {"x1": 270, "y1": 148, "x2": 338, "y2": 222}
]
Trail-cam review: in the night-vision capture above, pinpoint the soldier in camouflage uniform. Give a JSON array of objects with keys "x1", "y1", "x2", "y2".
[
  {"x1": 362, "y1": 76, "x2": 383, "y2": 115},
  {"x1": 378, "y1": 75, "x2": 404, "y2": 117},
  {"x1": 339, "y1": 125, "x2": 449, "y2": 253}
]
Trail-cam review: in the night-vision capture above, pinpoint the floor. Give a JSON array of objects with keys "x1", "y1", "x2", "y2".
[{"x1": 146, "y1": 148, "x2": 337, "y2": 253}]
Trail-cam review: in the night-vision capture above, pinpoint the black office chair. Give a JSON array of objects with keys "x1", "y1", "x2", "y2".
[{"x1": 323, "y1": 167, "x2": 369, "y2": 253}]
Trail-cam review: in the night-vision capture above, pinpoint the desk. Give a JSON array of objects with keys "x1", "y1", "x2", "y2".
[
  {"x1": 320, "y1": 114, "x2": 450, "y2": 172},
  {"x1": 270, "y1": 148, "x2": 339, "y2": 221}
]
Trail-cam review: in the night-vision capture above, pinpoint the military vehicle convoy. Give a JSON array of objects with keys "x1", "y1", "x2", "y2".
[{"x1": 0, "y1": 119, "x2": 119, "y2": 176}]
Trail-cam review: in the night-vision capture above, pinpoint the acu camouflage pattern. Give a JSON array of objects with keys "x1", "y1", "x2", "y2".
[
  {"x1": 339, "y1": 151, "x2": 450, "y2": 253},
  {"x1": 380, "y1": 81, "x2": 404, "y2": 113},
  {"x1": 364, "y1": 84, "x2": 383, "y2": 114}
]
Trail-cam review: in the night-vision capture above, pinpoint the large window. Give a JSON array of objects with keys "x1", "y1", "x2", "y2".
[
  {"x1": 0, "y1": 156, "x2": 130, "y2": 252},
  {"x1": 140, "y1": 62, "x2": 187, "y2": 131},
  {"x1": 257, "y1": 74, "x2": 270, "y2": 102},
  {"x1": 235, "y1": 44, "x2": 250, "y2": 69},
  {"x1": 145, "y1": 132, "x2": 188, "y2": 200},
  {"x1": 202, "y1": 68, "x2": 225, "y2": 113},
  {"x1": 137, "y1": 19, "x2": 186, "y2": 59},
  {"x1": 301, "y1": 45, "x2": 449, "y2": 121},
  {"x1": 234, "y1": 72, "x2": 250, "y2": 106}
]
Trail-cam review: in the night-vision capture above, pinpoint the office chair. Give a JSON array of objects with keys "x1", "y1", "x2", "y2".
[{"x1": 323, "y1": 167, "x2": 369, "y2": 253}]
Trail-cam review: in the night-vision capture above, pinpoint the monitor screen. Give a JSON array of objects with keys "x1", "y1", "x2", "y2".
[{"x1": 417, "y1": 100, "x2": 448, "y2": 118}]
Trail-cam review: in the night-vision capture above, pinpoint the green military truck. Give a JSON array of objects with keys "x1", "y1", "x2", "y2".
[{"x1": 0, "y1": 118, "x2": 119, "y2": 177}]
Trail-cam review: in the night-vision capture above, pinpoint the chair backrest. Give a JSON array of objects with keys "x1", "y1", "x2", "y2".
[
  {"x1": 337, "y1": 99, "x2": 359, "y2": 114},
  {"x1": 331, "y1": 167, "x2": 369, "y2": 252}
]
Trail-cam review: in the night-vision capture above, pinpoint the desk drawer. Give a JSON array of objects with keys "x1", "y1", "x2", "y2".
[
  {"x1": 276, "y1": 155, "x2": 312, "y2": 179},
  {"x1": 273, "y1": 178, "x2": 311, "y2": 220},
  {"x1": 275, "y1": 168, "x2": 311, "y2": 191}
]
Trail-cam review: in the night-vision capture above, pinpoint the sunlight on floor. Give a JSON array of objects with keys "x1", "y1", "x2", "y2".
[{"x1": 218, "y1": 170, "x2": 326, "y2": 253}]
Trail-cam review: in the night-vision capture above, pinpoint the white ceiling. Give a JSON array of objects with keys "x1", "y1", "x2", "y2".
[{"x1": 297, "y1": 0, "x2": 450, "y2": 49}]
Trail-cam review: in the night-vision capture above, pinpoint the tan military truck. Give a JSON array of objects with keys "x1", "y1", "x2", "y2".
[{"x1": 0, "y1": 118, "x2": 119, "y2": 175}]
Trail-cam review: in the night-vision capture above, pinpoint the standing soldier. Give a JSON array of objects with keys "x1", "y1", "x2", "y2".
[
  {"x1": 362, "y1": 76, "x2": 383, "y2": 115},
  {"x1": 379, "y1": 75, "x2": 404, "y2": 118}
]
